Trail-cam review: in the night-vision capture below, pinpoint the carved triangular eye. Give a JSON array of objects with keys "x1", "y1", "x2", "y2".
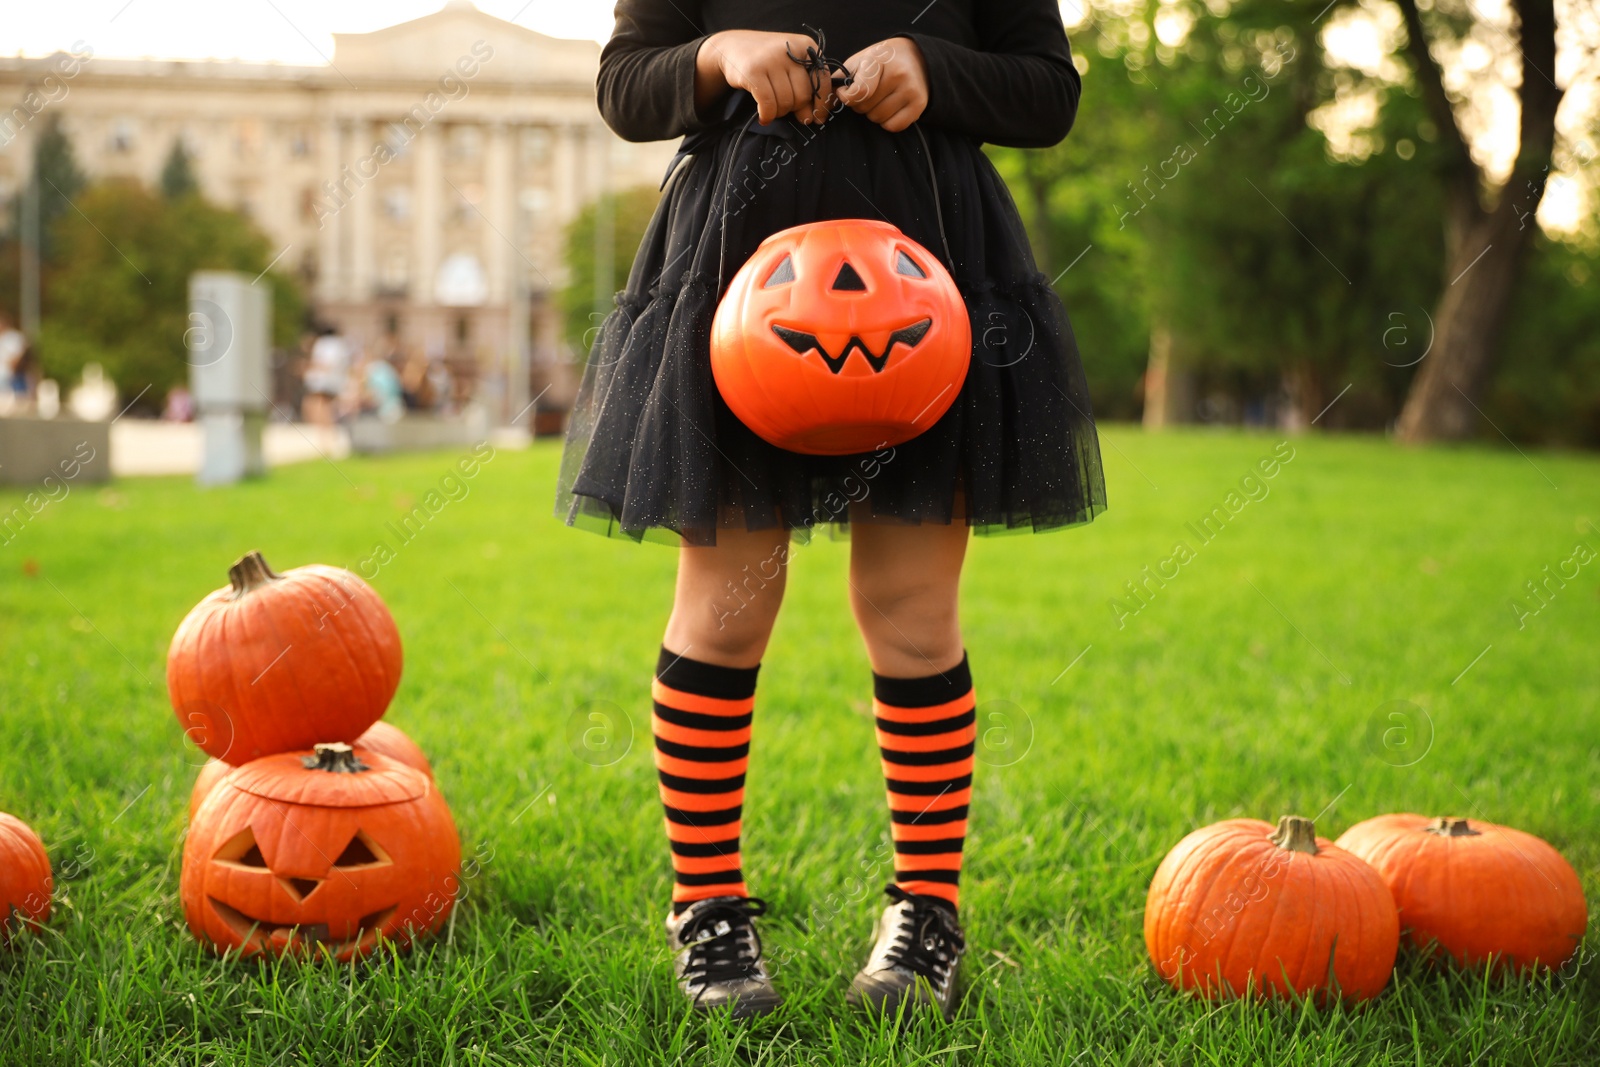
[
  {"x1": 333, "y1": 831, "x2": 392, "y2": 869},
  {"x1": 763, "y1": 254, "x2": 795, "y2": 288},
  {"x1": 895, "y1": 250, "x2": 927, "y2": 278},
  {"x1": 214, "y1": 827, "x2": 270, "y2": 868},
  {"x1": 832, "y1": 262, "x2": 867, "y2": 291}
]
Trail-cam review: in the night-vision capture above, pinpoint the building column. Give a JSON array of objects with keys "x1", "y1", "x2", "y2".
[
  {"x1": 316, "y1": 118, "x2": 343, "y2": 305},
  {"x1": 412, "y1": 123, "x2": 442, "y2": 313},
  {"x1": 348, "y1": 118, "x2": 375, "y2": 312},
  {"x1": 551, "y1": 124, "x2": 577, "y2": 230}
]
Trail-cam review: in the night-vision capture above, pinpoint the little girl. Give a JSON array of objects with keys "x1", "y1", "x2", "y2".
[{"x1": 557, "y1": 0, "x2": 1105, "y2": 1019}]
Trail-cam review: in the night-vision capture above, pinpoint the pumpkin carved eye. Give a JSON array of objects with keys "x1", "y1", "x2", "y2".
[
  {"x1": 762, "y1": 255, "x2": 795, "y2": 288},
  {"x1": 214, "y1": 827, "x2": 269, "y2": 869},
  {"x1": 895, "y1": 250, "x2": 926, "y2": 278},
  {"x1": 332, "y1": 831, "x2": 391, "y2": 870}
]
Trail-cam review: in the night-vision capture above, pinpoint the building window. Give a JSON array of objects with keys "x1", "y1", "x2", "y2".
[
  {"x1": 234, "y1": 119, "x2": 262, "y2": 159},
  {"x1": 447, "y1": 124, "x2": 481, "y2": 163},
  {"x1": 288, "y1": 128, "x2": 311, "y2": 158},
  {"x1": 436, "y1": 252, "x2": 487, "y2": 307},
  {"x1": 383, "y1": 122, "x2": 414, "y2": 160},
  {"x1": 381, "y1": 250, "x2": 409, "y2": 293},
  {"x1": 108, "y1": 117, "x2": 137, "y2": 154},
  {"x1": 384, "y1": 312, "x2": 400, "y2": 336},
  {"x1": 455, "y1": 315, "x2": 470, "y2": 342},
  {"x1": 382, "y1": 186, "x2": 411, "y2": 221},
  {"x1": 519, "y1": 187, "x2": 550, "y2": 217},
  {"x1": 520, "y1": 126, "x2": 550, "y2": 164}
]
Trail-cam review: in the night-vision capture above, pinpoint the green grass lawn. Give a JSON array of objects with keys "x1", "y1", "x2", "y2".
[{"x1": 1, "y1": 426, "x2": 1597, "y2": 1065}]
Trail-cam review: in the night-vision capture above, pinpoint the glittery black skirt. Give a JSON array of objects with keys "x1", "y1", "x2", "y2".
[{"x1": 555, "y1": 103, "x2": 1105, "y2": 546}]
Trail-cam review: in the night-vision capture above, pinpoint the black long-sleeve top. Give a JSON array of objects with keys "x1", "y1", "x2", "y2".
[{"x1": 596, "y1": 0, "x2": 1082, "y2": 149}]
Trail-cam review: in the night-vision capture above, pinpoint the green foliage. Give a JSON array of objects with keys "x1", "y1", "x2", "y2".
[
  {"x1": 38, "y1": 180, "x2": 303, "y2": 409},
  {"x1": 1490, "y1": 230, "x2": 1600, "y2": 447},
  {"x1": 989, "y1": 1, "x2": 1597, "y2": 434},
  {"x1": 560, "y1": 185, "x2": 660, "y2": 358},
  {"x1": 0, "y1": 433, "x2": 1597, "y2": 1062},
  {"x1": 158, "y1": 138, "x2": 199, "y2": 201},
  {"x1": 11, "y1": 114, "x2": 86, "y2": 264}
]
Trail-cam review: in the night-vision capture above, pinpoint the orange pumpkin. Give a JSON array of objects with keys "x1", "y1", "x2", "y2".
[
  {"x1": 181, "y1": 743, "x2": 460, "y2": 960},
  {"x1": 710, "y1": 219, "x2": 970, "y2": 455},
  {"x1": 0, "y1": 812, "x2": 51, "y2": 945},
  {"x1": 168, "y1": 551, "x2": 402, "y2": 763},
  {"x1": 1336, "y1": 814, "x2": 1587, "y2": 972},
  {"x1": 1145, "y1": 815, "x2": 1399, "y2": 1001},
  {"x1": 189, "y1": 721, "x2": 434, "y2": 820}
]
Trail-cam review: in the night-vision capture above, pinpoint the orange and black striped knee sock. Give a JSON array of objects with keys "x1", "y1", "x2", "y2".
[
  {"x1": 652, "y1": 647, "x2": 758, "y2": 915},
  {"x1": 873, "y1": 654, "x2": 976, "y2": 911}
]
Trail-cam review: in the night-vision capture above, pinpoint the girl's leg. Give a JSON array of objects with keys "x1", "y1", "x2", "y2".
[
  {"x1": 655, "y1": 526, "x2": 790, "y2": 911},
  {"x1": 846, "y1": 516, "x2": 973, "y2": 1015},
  {"x1": 847, "y1": 517, "x2": 973, "y2": 907},
  {"x1": 654, "y1": 528, "x2": 790, "y2": 1016}
]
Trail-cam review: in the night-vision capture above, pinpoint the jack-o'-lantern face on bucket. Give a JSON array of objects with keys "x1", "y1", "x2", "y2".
[
  {"x1": 711, "y1": 219, "x2": 971, "y2": 455},
  {"x1": 180, "y1": 744, "x2": 461, "y2": 961}
]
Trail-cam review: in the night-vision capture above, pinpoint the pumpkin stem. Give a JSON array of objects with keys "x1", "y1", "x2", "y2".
[
  {"x1": 301, "y1": 742, "x2": 371, "y2": 774},
  {"x1": 1268, "y1": 814, "x2": 1320, "y2": 855},
  {"x1": 1424, "y1": 816, "x2": 1482, "y2": 837},
  {"x1": 229, "y1": 551, "x2": 282, "y2": 597}
]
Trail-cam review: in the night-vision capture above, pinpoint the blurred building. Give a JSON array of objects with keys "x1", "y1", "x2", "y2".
[{"x1": 0, "y1": 1, "x2": 672, "y2": 422}]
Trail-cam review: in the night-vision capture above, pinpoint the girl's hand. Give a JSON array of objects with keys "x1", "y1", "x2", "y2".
[
  {"x1": 836, "y1": 37, "x2": 928, "y2": 133},
  {"x1": 695, "y1": 30, "x2": 834, "y2": 125}
]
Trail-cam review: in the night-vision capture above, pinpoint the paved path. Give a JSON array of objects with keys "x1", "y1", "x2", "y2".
[{"x1": 110, "y1": 420, "x2": 351, "y2": 477}]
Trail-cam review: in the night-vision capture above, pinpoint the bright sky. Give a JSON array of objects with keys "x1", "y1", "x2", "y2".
[{"x1": 0, "y1": 1, "x2": 618, "y2": 62}]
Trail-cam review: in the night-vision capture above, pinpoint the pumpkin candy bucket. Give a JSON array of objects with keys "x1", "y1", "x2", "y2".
[{"x1": 710, "y1": 218, "x2": 970, "y2": 456}]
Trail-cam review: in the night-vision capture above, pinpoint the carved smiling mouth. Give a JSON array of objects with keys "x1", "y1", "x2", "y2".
[
  {"x1": 771, "y1": 318, "x2": 933, "y2": 374},
  {"x1": 208, "y1": 896, "x2": 397, "y2": 951}
]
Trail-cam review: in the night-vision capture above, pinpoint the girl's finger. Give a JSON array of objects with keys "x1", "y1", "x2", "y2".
[
  {"x1": 878, "y1": 102, "x2": 925, "y2": 133},
  {"x1": 836, "y1": 59, "x2": 881, "y2": 108},
  {"x1": 865, "y1": 88, "x2": 910, "y2": 126},
  {"x1": 785, "y1": 65, "x2": 816, "y2": 122},
  {"x1": 753, "y1": 73, "x2": 780, "y2": 124}
]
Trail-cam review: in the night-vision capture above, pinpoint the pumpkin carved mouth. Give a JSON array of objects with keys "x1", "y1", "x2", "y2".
[
  {"x1": 771, "y1": 318, "x2": 933, "y2": 374},
  {"x1": 207, "y1": 896, "x2": 398, "y2": 953}
]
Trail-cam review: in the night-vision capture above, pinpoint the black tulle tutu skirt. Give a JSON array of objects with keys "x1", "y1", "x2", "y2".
[{"x1": 555, "y1": 104, "x2": 1106, "y2": 546}]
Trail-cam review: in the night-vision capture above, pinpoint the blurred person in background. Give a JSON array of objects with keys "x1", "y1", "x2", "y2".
[
  {"x1": 163, "y1": 384, "x2": 195, "y2": 422},
  {"x1": 400, "y1": 347, "x2": 433, "y2": 412},
  {"x1": 0, "y1": 314, "x2": 28, "y2": 411},
  {"x1": 361, "y1": 351, "x2": 405, "y2": 423},
  {"x1": 302, "y1": 324, "x2": 350, "y2": 448}
]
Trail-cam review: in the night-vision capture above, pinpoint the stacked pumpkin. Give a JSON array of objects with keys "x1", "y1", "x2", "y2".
[
  {"x1": 1144, "y1": 811, "x2": 1588, "y2": 1002},
  {"x1": 170, "y1": 550, "x2": 460, "y2": 961}
]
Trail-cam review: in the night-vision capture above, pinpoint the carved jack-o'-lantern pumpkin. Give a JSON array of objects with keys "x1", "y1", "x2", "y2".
[
  {"x1": 168, "y1": 551, "x2": 403, "y2": 764},
  {"x1": 189, "y1": 721, "x2": 434, "y2": 821},
  {"x1": 711, "y1": 219, "x2": 971, "y2": 455},
  {"x1": 1, "y1": 812, "x2": 51, "y2": 945},
  {"x1": 180, "y1": 743, "x2": 460, "y2": 960}
]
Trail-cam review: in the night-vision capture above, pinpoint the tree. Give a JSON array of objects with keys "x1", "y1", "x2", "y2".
[
  {"x1": 39, "y1": 180, "x2": 304, "y2": 410},
  {"x1": 560, "y1": 185, "x2": 660, "y2": 358},
  {"x1": 1393, "y1": 0, "x2": 1567, "y2": 442},
  {"x1": 1015, "y1": 1, "x2": 1449, "y2": 428},
  {"x1": 160, "y1": 138, "x2": 199, "y2": 200},
  {"x1": 13, "y1": 115, "x2": 86, "y2": 264}
]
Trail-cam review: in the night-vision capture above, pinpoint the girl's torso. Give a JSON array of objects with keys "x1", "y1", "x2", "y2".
[{"x1": 685, "y1": 1, "x2": 983, "y2": 56}]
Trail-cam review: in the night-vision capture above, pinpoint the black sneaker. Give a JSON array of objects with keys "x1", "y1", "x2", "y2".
[
  {"x1": 847, "y1": 885, "x2": 966, "y2": 1018},
  {"x1": 664, "y1": 896, "x2": 782, "y2": 1018}
]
